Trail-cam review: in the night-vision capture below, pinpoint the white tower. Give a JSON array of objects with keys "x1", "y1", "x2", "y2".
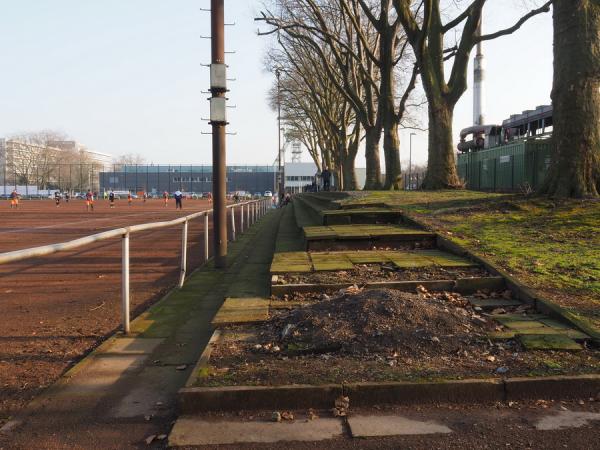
[
  {"x1": 291, "y1": 141, "x2": 302, "y2": 163},
  {"x1": 473, "y1": 21, "x2": 485, "y2": 126}
]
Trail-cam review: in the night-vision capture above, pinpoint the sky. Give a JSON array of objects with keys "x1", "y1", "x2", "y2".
[{"x1": 0, "y1": 1, "x2": 553, "y2": 168}]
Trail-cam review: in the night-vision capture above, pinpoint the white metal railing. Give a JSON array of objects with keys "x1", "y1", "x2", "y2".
[{"x1": 0, "y1": 198, "x2": 272, "y2": 334}]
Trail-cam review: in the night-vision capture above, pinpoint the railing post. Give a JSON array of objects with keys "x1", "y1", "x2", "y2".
[
  {"x1": 204, "y1": 212, "x2": 209, "y2": 262},
  {"x1": 253, "y1": 202, "x2": 257, "y2": 223},
  {"x1": 240, "y1": 204, "x2": 244, "y2": 232},
  {"x1": 179, "y1": 219, "x2": 188, "y2": 288},
  {"x1": 121, "y1": 231, "x2": 130, "y2": 334},
  {"x1": 246, "y1": 202, "x2": 250, "y2": 228},
  {"x1": 231, "y1": 206, "x2": 236, "y2": 241}
]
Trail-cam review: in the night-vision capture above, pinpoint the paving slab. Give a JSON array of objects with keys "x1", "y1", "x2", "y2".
[
  {"x1": 519, "y1": 334, "x2": 582, "y2": 351},
  {"x1": 211, "y1": 297, "x2": 270, "y2": 325},
  {"x1": 110, "y1": 365, "x2": 190, "y2": 418},
  {"x1": 104, "y1": 338, "x2": 164, "y2": 355},
  {"x1": 60, "y1": 354, "x2": 147, "y2": 396},
  {"x1": 497, "y1": 319, "x2": 549, "y2": 330},
  {"x1": 348, "y1": 415, "x2": 453, "y2": 437},
  {"x1": 468, "y1": 298, "x2": 523, "y2": 309},
  {"x1": 346, "y1": 251, "x2": 389, "y2": 264},
  {"x1": 169, "y1": 416, "x2": 343, "y2": 446},
  {"x1": 534, "y1": 411, "x2": 600, "y2": 430}
]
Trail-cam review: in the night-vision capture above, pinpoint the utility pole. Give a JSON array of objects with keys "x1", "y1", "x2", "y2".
[
  {"x1": 276, "y1": 69, "x2": 283, "y2": 199},
  {"x1": 210, "y1": 0, "x2": 228, "y2": 268}
]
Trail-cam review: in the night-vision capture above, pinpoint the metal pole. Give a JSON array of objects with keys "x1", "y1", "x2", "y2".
[
  {"x1": 121, "y1": 232, "x2": 130, "y2": 334},
  {"x1": 204, "y1": 212, "x2": 209, "y2": 262},
  {"x1": 231, "y1": 206, "x2": 236, "y2": 241},
  {"x1": 240, "y1": 204, "x2": 244, "y2": 231},
  {"x1": 276, "y1": 70, "x2": 284, "y2": 198},
  {"x1": 246, "y1": 201, "x2": 250, "y2": 227},
  {"x1": 212, "y1": 0, "x2": 227, "y2": 268},
  {"x1": 179, "y1": 220, "x2": 188, "y2": 287},
  {"x1": 409, "y1": 133, "x2": 416, "y2": 190}
]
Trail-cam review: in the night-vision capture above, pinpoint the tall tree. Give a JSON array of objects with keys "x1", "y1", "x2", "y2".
[
  {"x1": 259, "y1": 0, "x2": 385, "y2": 188},
  {"x1": 540, "y1": 0, "x2": 600, "y2": 197},
  {"x1": 393, "y1": 0, "x2": 552, "y2": 189}
]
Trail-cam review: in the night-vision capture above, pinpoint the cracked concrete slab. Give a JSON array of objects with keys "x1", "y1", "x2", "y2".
[
  {"x1": 169, "y1": 416, "x2": 343, "y2": 446},
  {"x1": 348, "y1": 415, "x2": 453, "y2": 437}
]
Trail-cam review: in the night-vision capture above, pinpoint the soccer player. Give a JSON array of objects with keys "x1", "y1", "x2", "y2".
[
  {"x1": 174, "y1": 190, "x2": 183, "y2": 210},
  {"x1": 54, "y1": 191, "x2": 61, "y2": 207},
  {"x1": 85, "y1": 190, "x2": 94, "y2": 211},
  {"x1": 109, "y1": 191, "x2": 116, "y2": 208},
  {"x1": 163, "y1": 191, "x2": 169, "y2": 207},
  {"x1": 127, "y1": 192, "x2": 133, "y2": 206},
  {"x1": 10, "y1": 190, "x2": 19, "y2": 209}
]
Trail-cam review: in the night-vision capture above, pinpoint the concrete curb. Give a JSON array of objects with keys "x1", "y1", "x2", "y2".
[
  {"x1": 271, "y1": 276, "x2": 505, "y2": 296},
  {"x1": 178, "y1": 375, "x2": 600, "y2": 413},
  {"x1": 179, "y1": 384, "x2": 343, "y2": 413}
]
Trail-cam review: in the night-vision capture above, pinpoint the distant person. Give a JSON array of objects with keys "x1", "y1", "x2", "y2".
[
  {"x1": 65, "y1": 192, "x2": 70, "y2": 203},
  {"x1": 321, "y1": 166, "x2": 331, "y2": 191},
  {"x1": 163, "y1": 191, "x2": 169, "y2": 207},
  {"x1": 174, "y1": 190, "x2": 183, "y2": 210},
  {"x1": 206, "y1": 192, "x2": 212, "y2": 204},
  {"x1": 283, "y1": 192, "x2": 291, "y2": 206},
  {"x1": 54, "y1": 191, "x2": 61, "y2": 207},
  {"x1": 109, "y1": 191, "x2": 116, "y2": 208},
  {"x1": 85, "y1": 190, "x2": 94, "y2": 211},
  {"x1": 10, "y1": 190, "x2": 19, "y2": 209},
  {"x1": 143, "y1": 192, "x2": 147, "y2": 203},
  {"x1": 103, "y1": 191, "x2": 108, "y2": 200},
  {"x1": 127, "y1": 192, "x2": 133, "y2": 206}
]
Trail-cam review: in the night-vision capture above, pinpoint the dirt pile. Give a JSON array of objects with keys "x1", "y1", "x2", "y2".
[{"x1": 265, "y1": 288, "x2": 489, "y2": 358}]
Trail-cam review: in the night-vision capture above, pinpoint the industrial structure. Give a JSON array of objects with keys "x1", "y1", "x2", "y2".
[{"x1": 456, "y1": 19, "x2": 554, "y2": 192}]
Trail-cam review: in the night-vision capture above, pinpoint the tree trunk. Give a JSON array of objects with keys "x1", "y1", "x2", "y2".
[
  {"x1": 540, "y1": 0, "x2": 600, "y2": 197},
  {"x1": 341, "y1": 153, "x2": 358, "y2": 190},
  {"x1": 422, "y1": 99, "x2": 462, "y2": 189},
  {"x1": 364, "y1": 126, "x2": 383, "y2": 190},
  {"x1": 383, "y1": 118, "x2": 401, "y2": 189},
  {"x1": 379, "y1": 25, "x2": 402, "y2": 190}
]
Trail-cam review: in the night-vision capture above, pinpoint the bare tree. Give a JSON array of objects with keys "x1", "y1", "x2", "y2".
[
  {"x1": 266, "y1": 30, "x2": 362, "y2": 189},
  {"x1": 259, "y1": 0, "x2": 385, "y2": 189},
  {"x1": 113, "y1": 153, "x2": 147, "y2": 166},
  {"x1": 393, "y1": 0, "x2": 552, "y2": 189},
  {"x1": 540, "y1": 0, "x2": 600, "y2": 197},
  {"x1": 7, "y1": 130, "x2": 67, "y2": 188},
  {"x1": 259, "y1": 0, "x2": 423, "y2": 190}
]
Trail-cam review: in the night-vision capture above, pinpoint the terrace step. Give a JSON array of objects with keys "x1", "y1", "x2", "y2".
[
  {"x1": 270, "y1": 249, "x2": 478, "y2": 274},
  {"x1": 321, "y1": 208, "x2": 404, "y2": 225},
  {"x1": 303, "y1": 224, "x2": 436, "y2": 251}
]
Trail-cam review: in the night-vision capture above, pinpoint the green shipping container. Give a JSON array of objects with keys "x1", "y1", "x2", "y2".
[{"x1": 457, "y1": 138, "x2": 552, "y2": 192}]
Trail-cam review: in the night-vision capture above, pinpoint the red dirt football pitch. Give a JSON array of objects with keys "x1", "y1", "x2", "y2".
[{"x1": 0, "y1": 198, "x2": 236, "y2": 424}]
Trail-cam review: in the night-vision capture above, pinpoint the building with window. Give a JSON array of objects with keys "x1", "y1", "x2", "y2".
[{"x1": 99, "y1": 165, "x2": 277, "y2": 194}]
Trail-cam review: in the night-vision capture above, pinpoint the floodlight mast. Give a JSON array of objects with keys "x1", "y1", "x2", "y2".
[{"x1": 211, "y1": 0, "x2": 227, "y2": 268}]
